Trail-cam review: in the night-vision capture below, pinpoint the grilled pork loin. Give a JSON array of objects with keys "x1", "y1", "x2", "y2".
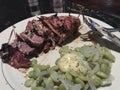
[{"x1": 0, "y1": 14, "x2": 81, "y2": 69}]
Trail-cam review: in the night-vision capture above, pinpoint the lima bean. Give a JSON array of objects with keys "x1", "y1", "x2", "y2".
[
  {"x1": 65, "y1": 72, "x2": 73, "y2": 81},
  {"x1": 75, "y1": 78, "x2": 85, "y2": 87},
  {"x1": 96, "y1": 71, "x2": 108, "y2": 79},
  {"x1": 101, "y1": 64, "x2": 111, "y2": 75},
  {"x1": 39, "y1": 65, "x2": 50, "y2": 71},
  {"x1": 28, "y1": 70, "x2": 35, "y2": 78},
  {"x1": 78, "y1": 75, "x2": 87, "y2": 81},
  {"x1": 31, "y1": 59, "x2": 37, "y2": 67},
  {"x1": 91, "y1": 75, "x2": 102, "y2": 86},
  {"x1": 83, "y1": 83, "x2": 89, "y2": 90},
  {"x1": 49, "y1": 65, "x2": 59, "y2": 71},
  {"x1": 24, "y1": 78, "x2": 34, "y2": 87},
  {"x1": 58, "y1": 84, "x2": 65, "y2": 90},
  {"x1": 36, "y1": 76, "x2": 43, "y2": 85},
  {"x1": 69, "y1": 71, "x2": 79, "y2": 77}
]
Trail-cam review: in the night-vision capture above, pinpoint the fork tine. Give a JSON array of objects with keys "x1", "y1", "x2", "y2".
[
  {"x1": 87, "y1": 18, "x2": 100, "y2": 27},
  {"x1": 83, "y1": 16, "x2": 97, "y2": 31},
  {"x1": 82, "y1": 15, "x2": 86, "y2": 22},
  {"x1": 8, "y1": 26, "x2": 16, "y2": 44},
  {"x1": 88, "y1": 18, "x2": 120, "y2": 32},
  {"x1": 82, "y1": 14, "x2": 89, "y2": 24}
]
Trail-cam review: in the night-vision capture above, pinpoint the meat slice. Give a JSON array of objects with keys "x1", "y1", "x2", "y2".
[
  {"x1": 32, "y1": 20, "x2": 45, "y2": 36},
  {"x1": 20, "y1": 32, "x2": 44, "y2": 47},
  {"x1": 49, "y1": 15, "x2": 63, "y2": 29},
  {"x1": 26, "y1": 21, "x2": 34, "y2": 31},
  {"x1": 11, "y1": 40, "x2": 35, "y2": 55},
  {"x1": 7, "y1": 49, "x2": 31, "y2": 69},
  {"x1": 43, "y1": 19, "x2": 61, "y2": 38},
  {"x1": 63, "y1": 16, "x2": 80, "y2": 33}
]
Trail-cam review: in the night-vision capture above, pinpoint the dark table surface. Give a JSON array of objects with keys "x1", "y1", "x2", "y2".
[
  {"x1": 0, "y1": 0, "x2": 120, "y2": 32},
  {"x1": 65, "y1": 0, "x2": 120, "y2": 28},
  {"x1": 72, "y1": 0, "x2": 120, "y2": 16}
]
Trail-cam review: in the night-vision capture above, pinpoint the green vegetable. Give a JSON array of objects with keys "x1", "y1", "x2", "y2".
[
  {"x1": 65, "y1": 72, "x2": 73, "y2": 81},
  {"x1": 36, "y1": 76, "x2": 43, "y2": 85},
  {"x1": 24, "y1": 45, "x2": 115, "y2": 90},
  {"x1": 69, "y1": 70, "x2": 79, "y2": 77},
  {"x1": 50, "y1": 71, "x2": 59, "y2": 82},
  {"x1": 96, "y1": 71, "x2": 108, "y2": 79},
  {"x1": 49, "y1": 65, "x2": 59, "y2": 71},
  {"x1": 101, "y1": 63, "x2": 111, "y2": 75},
  {"x1": 24, "y1": 78, "x2": 34, "y2": 87},
  {"x1": 78, "y1": 75, "x2": 87, "y2": 81},
  {"x1": 58, "y1": 84, "x2": 65, "y2": 90},
  {"x1": 28, "y1": 70, "x2": 35, "y2": 78},
  {"x1": 31, "y1": 80, "x2": 37, "y2": 89},
  {"x1": 32, "y1": 66, "x2": 41, "y2": 79},
  {"x1": 91, "y1": 75, "x2": 102, "y2": 86},
  {"x1": 43, "y1": 77, "x2": 54, "y2": 90},
  {"x1": 102, "y1": 47, "x2": 115, "y2": 62},
  {"x1": 31, "y1": 59, "x2": 38, "y2": 67},
  {"x1": 83, "y1": 83, "x2": 89, "y2": 90},
  {"x1": 101, "y1": 78, "x2": 112, "y2": 86},
  {"x1": 75, "y1": 77, "x2": 85, "y2": 87},
  {"x1": 39, "y1": 65, "x2": 50, "y2": 71}
]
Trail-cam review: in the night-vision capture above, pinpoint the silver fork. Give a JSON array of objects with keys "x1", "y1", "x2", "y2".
[
  {"x1": 88, "y1": 18, "x2": 120, "y2": 32},
  {"x1": 83, "y1": 16, "x2": 120, "y2": 47}
]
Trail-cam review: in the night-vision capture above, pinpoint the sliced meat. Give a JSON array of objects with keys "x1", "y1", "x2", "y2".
[
  {"x1": 32, "y1": 20, "x2": 52, "y2": 37},
  {"x1": 7, "y1": 49, "x2": 31, "y2": 69},
  {"x1": 26, "y1": 21, "x2": 34, "y2": 31},
  {"x1": 0, "y1": 14, "x2": 81, "y2": 69},
  {"x1": 11, "y1": 40, "x2": 35, "y2": 55},
  {"x1": 63, "y1": 16, "x2": 80, "y2": 33},
  {"x1": 20, "y1": 32, "x2": 44, "y2": 47},
  {"x1": 42, "y1": 19, "x2": 61, "y2": 38},
  {"x1": 49, "y1": 15, "x2": 63, "y2": 28}
]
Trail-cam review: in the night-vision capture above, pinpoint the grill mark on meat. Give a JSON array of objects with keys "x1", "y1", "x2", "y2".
[
  {"x1": 26, "y1": 21, "x2": 34, "y2": 31},
  {"x1": 32, "y1": 20, "x2": 44, "y2": 36},
  {"x1": 49, "y1": 15, "x2": 63, "y2": 29},
  {"x1": 20, "y1": 32, "x2": 44, "y2": 47},
  {"x1": 43, "y1": 19, "x2": 61, "y2": 38},
  {"x1": 11, "y1": 41, "x2": 35, "y2": 55}
]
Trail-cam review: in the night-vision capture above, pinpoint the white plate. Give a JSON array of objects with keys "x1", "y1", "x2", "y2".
[{"x1": 0, "y1": 13, "x2": 120, "y2": 90}]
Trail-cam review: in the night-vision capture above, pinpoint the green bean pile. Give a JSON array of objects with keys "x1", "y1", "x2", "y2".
[{"x1": 24, "y1": 44, "x2": 115, "y2": 90}]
